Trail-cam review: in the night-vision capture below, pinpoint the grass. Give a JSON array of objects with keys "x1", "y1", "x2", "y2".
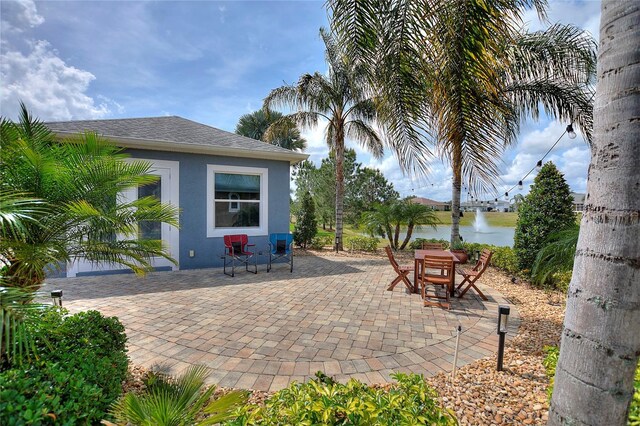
[{"x1": 433, "y1": 211, "x2": 518, "y2": 227}]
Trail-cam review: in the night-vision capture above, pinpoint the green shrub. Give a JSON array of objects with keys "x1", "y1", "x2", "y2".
[
  {"x1": 225, "y1": 372, "x2": 456, "y2": 425},
  {"x1": 491, "y1": 246, "x2": 519, "y2": 275},
  {"x1": 344, "y1": 236, "x2": 379, "y2": 252},
  {"x1": 409, "y1": 238, "x2": 450, "y2": 250},
  {"x1": 28, "y1": 309, "x2": 128, "y2": 404},
  {"x1": 543, "y1": 345, "x2": 640, "y2": 424},
  {"x1": 514, "y1": 162, "x2": 576, "y2": 273},
  {"x1": 309, "y1": 235, "x2": 334, "y2": 250},
  {"x1": 0, "y1": 362, "x2": 104, "y2": 425},
  {"x1": 0, "y1": 308, "x2": 129, "y2": 424}
]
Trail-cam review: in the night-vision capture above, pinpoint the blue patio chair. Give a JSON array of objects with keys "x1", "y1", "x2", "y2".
[{"x1": 267, "y1": 233, "x2": 294, "y2": 272}]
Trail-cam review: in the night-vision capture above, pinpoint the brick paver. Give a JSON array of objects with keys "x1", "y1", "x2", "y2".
[{"x1": 46, "y1": 254, "x2": 519, "y2": 391}]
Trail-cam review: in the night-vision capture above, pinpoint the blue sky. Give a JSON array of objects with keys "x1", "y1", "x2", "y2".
[{"x1": 1, "y1": 0, "x2": 601, "y2": 201}]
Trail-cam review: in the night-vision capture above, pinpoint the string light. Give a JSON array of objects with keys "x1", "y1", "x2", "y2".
[{"x1": 501, "y1": 120, "x2": 581, "y2": 199}]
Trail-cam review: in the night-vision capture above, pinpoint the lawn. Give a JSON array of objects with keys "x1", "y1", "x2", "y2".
[{"x1": 433, "y1": 211, "x2": 518, "y2": 227}]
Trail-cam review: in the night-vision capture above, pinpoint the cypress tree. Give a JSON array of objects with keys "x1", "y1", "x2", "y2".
[
  {"x1": 514, "y1": 162, "x2": 576, "y2": 272},
  {"x1": 294, "y1": 191, "x2": 317, "y2": 248}
]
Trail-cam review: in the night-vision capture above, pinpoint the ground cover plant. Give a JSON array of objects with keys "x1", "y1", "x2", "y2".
[
  {"x1": 0, "y1": 307, "x2": 129, "y2": 425},
  {"x1": 224, "y1": 372, "x2": 456, "y2": 425}
]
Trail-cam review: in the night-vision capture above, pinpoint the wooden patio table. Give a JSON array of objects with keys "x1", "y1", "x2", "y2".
[{"x1": 413, "y1": 250, "x2": 461, "y2": 295}]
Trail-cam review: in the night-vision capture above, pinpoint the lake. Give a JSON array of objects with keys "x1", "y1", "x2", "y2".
[{"x1": 411, "y1": 225, "x2": 515, "y2": 247}]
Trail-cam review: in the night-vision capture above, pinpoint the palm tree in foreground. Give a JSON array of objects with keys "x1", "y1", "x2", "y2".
[
  {"x1": 264, "y1": 28, "x2": 387, "y2": 250},
  {"x1": 235, "y1": 108, "x2": 307, "y2": 151},
  {"x1": 548, "y1": 2, "x2": 640, "y2": 424},
  {"x1": 0, "y1": 104, "x2": 179, "y2": 290},
  {"x1": 329, "y1": 0, "x2": 596, "y2": 247}
]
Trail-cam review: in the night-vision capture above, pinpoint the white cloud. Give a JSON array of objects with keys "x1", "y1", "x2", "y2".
[{"x1": 0, "y1": 40, "x2": 110, "y2": 120}]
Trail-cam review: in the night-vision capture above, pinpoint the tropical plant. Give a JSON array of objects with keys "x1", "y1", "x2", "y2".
[
  {"x1": 224, "y1": 372, "x2": 456, "y2": 425},
  {"x1": 363, "y1": 199, "x2": 439, "y2": 250},
  {"x1": 0, "y1": 104, "x2": 180, "y2": 291},
  {"x1": 329, "y1": 0, "x2": 596, "y2": 248},
  {"x1": 264, "y1": 28, "x2": 387, "y2": 251},
  {"x1": 0, "y1": 285, "x2": 46, "y2": 369},
  {"x1": 531, "y1": 224, "x2": 579, "y2": 288},
  {"x1": 293, "y1": 191, "x2": 317, "y2": 249},
  {"x1": 110, "y1": 365, "x2": 247, "y2": 426},
  {"x1": 549, "y1": 3, "x2": 640, "y2": 424},
  {"x1": 235, "y1": 109, "x2": 307, "y2": 151},
  {"x1": 513, "y1": 162, "x2": 576, "y2": 272}
]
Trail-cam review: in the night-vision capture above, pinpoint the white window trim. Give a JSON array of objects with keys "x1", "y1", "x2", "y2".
[{"x1": 207, "y1": 165, "x2": 268, "y2": 238}]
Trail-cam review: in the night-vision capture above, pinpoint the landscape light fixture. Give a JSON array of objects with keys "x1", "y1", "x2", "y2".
[
  {"x1": 497, "y1": 305, "x2": 511, "y2": 371},
  {"x1": 566, "y1": 124, "x2": 577, "y2": 139},
  {"x1": 536, "y1": 160, "x2": 543, "y2": 172},
  {"x1": 334, "y1": 235, "x2": 341, "y2": 253},
  {"x1": 51, "y1": 290, "x2": 63, "y2": 307},
  {"x1": 518, "y1": 181, "x2": 523, "y2": 190}
]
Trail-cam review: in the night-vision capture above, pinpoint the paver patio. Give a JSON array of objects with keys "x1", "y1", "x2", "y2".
[{"x1": 46, "y1": 253, "x2": 519, "y2": 392}]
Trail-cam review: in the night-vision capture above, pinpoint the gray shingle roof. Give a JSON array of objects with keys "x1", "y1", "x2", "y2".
[{"x1": 45, "y1": 116, "x2": 308, "y2": 163}]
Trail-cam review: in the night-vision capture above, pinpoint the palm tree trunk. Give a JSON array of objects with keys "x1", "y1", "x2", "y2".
[
  {"x1": 450, "y1": 147, "x2": 463, "y2": 247},
  {"x1": 334, "y1": 122, "x2": 345, "y2": 251},
  {"x1": 399, "y1": 223, "x2": 415, "y2": 250},
  {"x1": 548, "y1": 2, "x2": 640, "y2": 424}
]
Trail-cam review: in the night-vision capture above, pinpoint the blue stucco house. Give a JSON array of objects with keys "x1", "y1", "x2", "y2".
[{"x1": 45, "y1": 116, "x2": 308, "y2": 277}]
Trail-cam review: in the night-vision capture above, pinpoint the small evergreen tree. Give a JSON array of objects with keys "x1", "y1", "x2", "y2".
[
  {"x1": 294, "y1": 191, "x2": 317, "y2": 249},
  {"x1": 514, "y1": 162, "x2": 576, "y2": 272}
]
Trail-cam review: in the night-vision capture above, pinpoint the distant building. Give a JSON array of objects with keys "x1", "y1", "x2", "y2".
[
  {"x1": 461, "y1": 199, "x2": 510, "y2": 212},
  {"x1": 411, "y1": 197, "x2": 450, "y2": 211},
  {"x1": 572, "y1": 192, "x2": 586, "y2": 212}
]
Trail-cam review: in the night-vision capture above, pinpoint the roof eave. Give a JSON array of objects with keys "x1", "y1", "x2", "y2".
[{"x1": 51, "y1": 131, "x2": 309, "y2": 165}]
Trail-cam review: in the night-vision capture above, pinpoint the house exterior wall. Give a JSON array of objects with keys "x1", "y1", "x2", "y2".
[{"x1": 126, "y1": 148, "x2": 291, "y2": 270}]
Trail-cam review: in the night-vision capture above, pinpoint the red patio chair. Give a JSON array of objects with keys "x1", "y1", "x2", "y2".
[{"x1": 223, "y1": 234, "x2": 257, "y2": 277}]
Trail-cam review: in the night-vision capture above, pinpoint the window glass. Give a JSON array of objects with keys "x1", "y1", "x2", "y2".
[
  {"x1": 214, "y1": 173, "x2": 261, "y2": 228},
  {"x1": 138, "y1": 178, "x2": 162, "y2": 240}
]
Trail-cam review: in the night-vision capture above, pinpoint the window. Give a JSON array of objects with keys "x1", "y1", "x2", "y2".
[{"x1": 207, "y1": 165, "x2": 268, "y2": 237}]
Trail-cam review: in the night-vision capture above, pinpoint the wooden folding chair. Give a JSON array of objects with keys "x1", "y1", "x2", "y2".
[
  {"x1": 422, "y1": 242, "x2": 444, "y2": 250},
  {"x1": 384, "y1": 246, "x2": 414, "y2": 292},
  {"x1": 455, "y1": 249, "x2": 493, "y2": 300},
  {"x1": 420, "y1": 255, "x2": 455, "y2": 309}
]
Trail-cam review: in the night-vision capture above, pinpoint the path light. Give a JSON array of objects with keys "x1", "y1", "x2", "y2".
[
  {"x1": 518, "y1": 181, "x2": 523, "y2": 190},
  {"x1": 334, "y1": 235, "x2": 341, "y2": 253},
  {"x1": 497, "y1": 305, "x2": 511, "y2": 371},
  {"x1": 566, "y1": 124, "x2": 577, "y2": 139},
  {"x1": 51, "y1": 290, "x2": 63, "y2": 307},
  {"x1": 536, "y1": 160, "x2": 543, "y2": 172}
]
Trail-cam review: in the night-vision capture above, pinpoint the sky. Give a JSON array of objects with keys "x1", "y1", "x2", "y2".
[{"x1": 1, "y1": 0, "x2": 601, "y2": 202}]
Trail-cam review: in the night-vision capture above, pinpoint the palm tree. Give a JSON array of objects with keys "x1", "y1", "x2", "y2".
[
  {"x1": 329, "y1": 0, "x2": 596, "y2": 247},
  {"x1": 0, "y1": 104, "x2": 179, "y2": 291},
  {"x1": 548, "y1": 2, "x2": 640, "y2": 424},
  {"x1": 363, "y1": 199, "x2": 438, "y2": 250},
  {"x1": 110, "y1": 365, "x2": 247, "y2": 425},
  {"x1": 235, "y1": 109, "x2": 307, "y2": 151},
  {"x1": 264, "y1": 28, "x2": 385, "y2": 251}
]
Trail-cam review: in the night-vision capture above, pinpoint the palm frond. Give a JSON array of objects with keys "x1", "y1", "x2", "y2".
[
  {"x1": 531, "y1": 225, "x2": 579, "y2": 285},
  {"x1": 345, "y1": 120, "x2": 384, "y2": 158}
]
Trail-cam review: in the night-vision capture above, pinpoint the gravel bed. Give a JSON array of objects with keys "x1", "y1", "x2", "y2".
[{"x1": 425, "y1": 267, "x2": 566, "y2": 425}]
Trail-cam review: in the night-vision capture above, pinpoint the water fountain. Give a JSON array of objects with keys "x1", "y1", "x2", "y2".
[{"x1": 473, "y1": 208, "x2": 489, "y2": 233}]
